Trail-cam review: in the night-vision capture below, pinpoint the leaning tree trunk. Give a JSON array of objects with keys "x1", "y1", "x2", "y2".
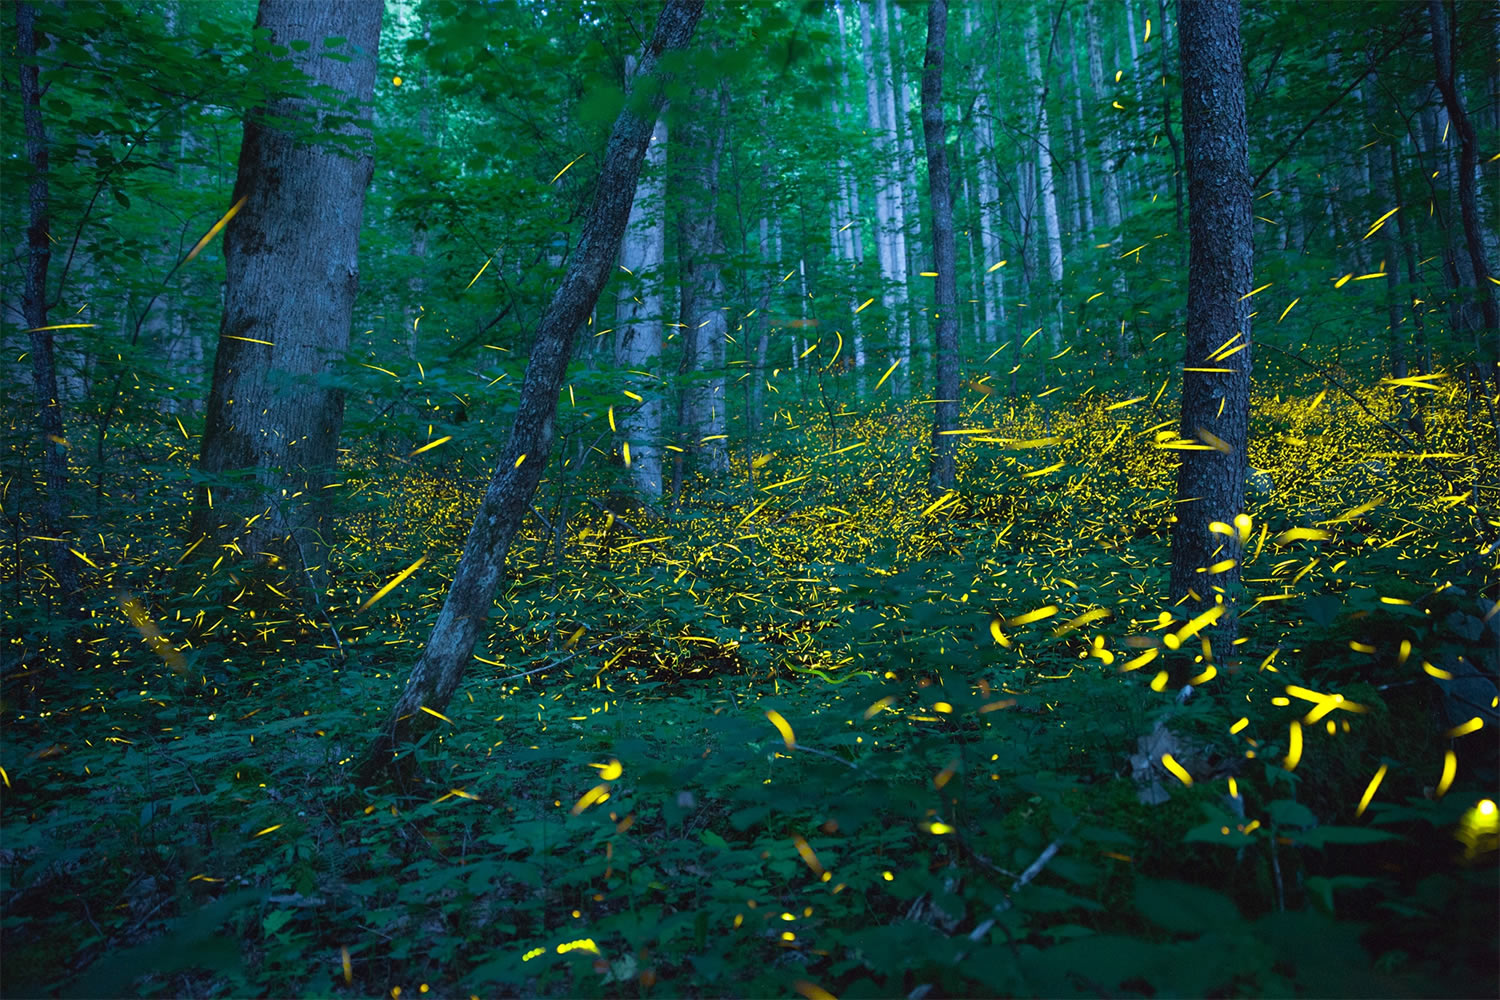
[
  {"x1": 359, "y1": 0, "x2": 705, "y2": 780},
  {"x1": 16, "y1": 0, "x2": 84, "y2": 656},
  {"x1": 193, "y1": 0, "x2": 382, "y2": 590},
  {"x1": 1167, "y1": 0, "x2": 1252, "y2": 647},
  {"x1": 922, "y1": 0, "x2": 960, "y2": 492}
]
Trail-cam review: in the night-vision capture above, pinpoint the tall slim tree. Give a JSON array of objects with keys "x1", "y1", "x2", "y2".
[
  {"x1": 1024, "y1": 11, "x2": 1065, "y2": 301},
  {"x1": 360, "y1": 0, "x2": 705, "y2": 778},
  {"x1": 861, "y1": 0, "x2": 910, "y2": 391},
  {"x1": 1428, "y1": 0, "x2": 1499, "y2": 350},
  {"x1": 1168, "y1": 0, "x2": 1252, "y2": 642},
  {"x1": 922, "y1": 0, "x2": 959, "y2": 492},
  {"x1": 614, "y1": 85, "x2": 667, "y2": 503},
  {"x1": 193, "y1": 0, "x2": 382, "y2": 586},
  {"x1": 674, "y1": 84, "x2": 730, "y2": 486},
  {"x1": 16, "y1": 0, "x2": 84, "y2": 650},
  {"x1": 1086, "y1": 0, "x2": 1125, "y2": 230}
]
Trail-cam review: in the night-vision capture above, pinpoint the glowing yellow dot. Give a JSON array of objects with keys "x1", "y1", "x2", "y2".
[{"x1": 392, "y1": 75, "x2": 403, "y2": 86}]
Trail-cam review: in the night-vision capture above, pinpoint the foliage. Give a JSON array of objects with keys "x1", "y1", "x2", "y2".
[
  {"x1": 3, "y1": 0, "x2": 1498, "y2": 997},
  {"x1": 4, "y1": 379, "x2": 1497, "y2": 997}
]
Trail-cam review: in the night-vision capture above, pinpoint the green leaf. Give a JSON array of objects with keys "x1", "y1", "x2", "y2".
[
  {"x1": 1289, "y1": 825, "x2": 1399, "y2": 848},
  {"x1": 1268, "y1": 798, "x2": 1319, "y2": 827},
  {"x1": 1134, "y1": 877, "x2": 1242, "y2": 934}
]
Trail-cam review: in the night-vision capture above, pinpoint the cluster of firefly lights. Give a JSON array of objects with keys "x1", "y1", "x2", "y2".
[{"x1": 10, "y1": 186, "x2": 1496, "y2": 995}]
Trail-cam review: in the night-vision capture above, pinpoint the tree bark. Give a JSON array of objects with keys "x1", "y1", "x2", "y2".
[
  {"x1": 359, "y1": 0, "x2": 704, "y2": 780},
  {"x1": 675, "y1": 85, "x2": 730, "y2": 476},
  {"x1": 16, "y1": 0, "x2": 85, "y2": 646},
  {"x1": 1024, "y1": 11, "x2": 1065, "y2": 292},
  {"x1": 1428, "y1": 0, "x2": 1499, "y2": 352},
  {"x1": 1158, "y1": 0, "x2": 1185, "y2": 232},
  {"x1": 1086, "y1": 0, "x2": 1124, "y2": 230},
  {"x1": 1168, "y1": 0, "x2": 1252, "y2": 644},
  {"x1": 614, "y1": 82, "x2": 668, "y2": 502},
  {"x1": 863, "y1": 0, "x2": 911, "y2": 392},
  {"x1": 193, "y1": 0, "x2": 382, "y2": 589},
  {"x1": 1066, "y1": 9, "x2": 1097, "y2": 239},
  {"x1": 922, "y1": 0, "x2": 959, "y2": 493}
]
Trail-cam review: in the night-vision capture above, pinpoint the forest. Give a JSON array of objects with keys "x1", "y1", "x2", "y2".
[{"x1": 2, "y1": 0, "x2": 1497, "y2": 996}]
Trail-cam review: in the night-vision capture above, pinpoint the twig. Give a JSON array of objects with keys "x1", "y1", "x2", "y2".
[
  {"x1": 787, "y1": 742, "x2": 860, "y2": 771},
  {"x1": 908, "y1": 837, "x2": 1066, "y2": 1000},
  {"x1": 290, "y1": 530, "x2": 345, "y2": 664},
  {"x1": 1269, "y1": 827, "x2": 1286, "y2": 913},
  {"x1": 1257, "y1": 341, "x2": 1455, "y2": 488},
  {"x1": 489, "y1": 635, "x2": 623, "y2": 685},
  {"x1": 583, "y1": 496, "x2": 648, "y2": 539}
]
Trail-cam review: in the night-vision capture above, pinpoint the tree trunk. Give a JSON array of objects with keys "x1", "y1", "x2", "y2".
[
  {"x1": 875, "y1": 0, "x2": 913, "y2": 391},
  {"x1": 1428, "y1": 0, "x2": 1500, "y2": 351},
  {"x1": 1025, "y1": 12, "x2": 1065, "y2": 297},
  {"x1": 194, "y1": 0, "x2": 382, "y2": 590},
  {"x1": 1168, "y1": 0, "x2": 1252, "y2": 644},
  {"x1": 1087, "y1": 0, "x2": 1124, "y2": 230},
  {"x1": 358, "y1": 0, "x2": 704, "y2": 780},
  {"x1": 1158, "y1": 0, "x2": 1185, "y2": 232},
  {"x1": 676, "y1": 85, "x2": 730, "y2": 476},
  {"x1": 860, "y1": 0, "x2": 909, "y2": 392},
  {"x1": 922, "y1": 0, "x2": 959, "y2": 493},
  {"x1": 614, "y1": 85, "x2": 668, "y2": 502},
  {"x1": 970, "y1": 8, "x2": 1008, "y2": 344},
  {"x1": 885, "y1": 0, "x2": 923, "y2": 282},
  {"x1": 16, "y1": 0, "x2": 85, "y2": 648},
  {"x1": 1067, "y1": 9, "x2": 1097, "y2": 239}
]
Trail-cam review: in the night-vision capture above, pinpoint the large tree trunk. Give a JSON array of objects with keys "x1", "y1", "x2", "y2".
[
  {"x1": 359, "y1": 0, "x2": 704, "y2": 780},
  {"x1": 614, "y1": 84, "x2": 668, "y2": 502},
  {"x1": 1428, "y1": 0, "x2": 1499, "y2": 351},
  {"x1": 16, "y1": 0, "x2": 85, "y2": 652},
  {"x1": 193, "y1": 0, "x2": 382, "y2": 590},
  {"x1": 922, "y1": 0, "x2": 959, "y2": 492},
  {"x1": 1168, "y1": 0, "x2": 1252, "y2": 645}
]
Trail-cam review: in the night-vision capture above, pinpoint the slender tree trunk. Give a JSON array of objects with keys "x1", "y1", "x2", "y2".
[
  {"x1": 1025, "y1": 11, "x2": 1065, "y2": 300},
  {"x1": 16, "y1": 0, "x2": 84, "y2": 643},
  {"x1": 1067, "y1": 9, "x2": 1097, "y2": 239},
  {"x1": 884, "y1": 0, "x2": 921, "y2": 259},
  {"x1": 676, "y1": 85, "x2": 730, "y2": 476},
  {"x1": 1168, "y1": 0, "x2": 1252, "y2": 644},
  {"x1": 194, "y1": 0, "x2": 382, "y2": 590},
  {"x1": 614, "y1": 86, "x2": 667, "y2": 502},
  {"x1": 1087, "y1": 0, "x2": 1124, "y2": 230},
  {"x1": 359, "y1": 0, "x2": 704, "y2": 780},
  {"x1": 876, "y1": 0, "x2": 913, "y2": 390},
  {"x1": 1429, "y1": 0, "x2": 1499, "y2": 351},
  {"x1": 861, "y1": 0, "x2": 909, "y2": 391},
  {"x1": 923, "y1": 0, "x2": 959, "y2": 492},
  {"x1": 1158, "y1": 0, "x2": 1184, "y2": 232}
]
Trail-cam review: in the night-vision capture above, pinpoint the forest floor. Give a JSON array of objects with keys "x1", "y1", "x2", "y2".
[{"x1": 2, "y1": 381, "x2": 1497, "y2": 998}]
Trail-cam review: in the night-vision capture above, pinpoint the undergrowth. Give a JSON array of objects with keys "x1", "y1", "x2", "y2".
[{"x1": 2, "y1": 379, "x2": 1497, "y2": 998}]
